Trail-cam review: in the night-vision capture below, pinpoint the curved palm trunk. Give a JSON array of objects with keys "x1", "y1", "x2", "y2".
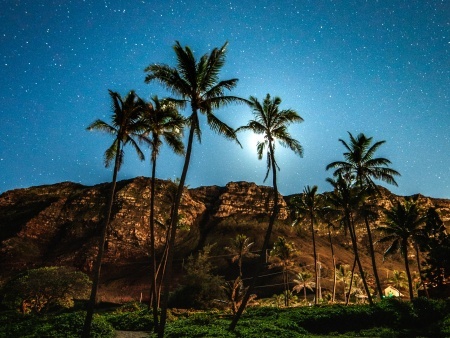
[
  {"x1": 402, "y1": 239, "x2": 414, "y2": 300},
  {"x1": 149, "y1": 151, "x2": 159, "y2": 331},
  {"x1": 364, "y1": 214, "x2": 383, "y2": 299},
  {"x1": 82, "y1": 141, "x2": 121, "y2": 338},
  {"x1": 158, "y1": 117, "x2": 196, "y2": 338},
  {"x1": 310, "y1": 214, "x2": 319, "y2": 305},
  {"x1": 414, "y1": 245, "x2": 429, "y2": 298},
  {"x1": 230, "y1": 141, "x2": 278, "y2": 331}
]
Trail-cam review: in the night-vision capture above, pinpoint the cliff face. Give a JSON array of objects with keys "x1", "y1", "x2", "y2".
[
  {"x1": 1, "y1": 177, "x2": 449, "y2": 299},
  {"x1": 0, "y1": 178, "x2": 289, "y2": 274}
]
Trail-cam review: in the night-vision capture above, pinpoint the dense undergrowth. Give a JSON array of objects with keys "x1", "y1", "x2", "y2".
[{"x1": 1, "y1": 298, "x2": 449, "y2": 337}]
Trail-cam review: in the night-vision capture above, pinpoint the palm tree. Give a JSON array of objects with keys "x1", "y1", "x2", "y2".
[
  {"x1": 336, "y1": 264, "x2": 353, "y2": 303},
  {"x1": 138, "y1": 96, "x2": 184, "y2": 331},
  {"x1": 388, "y1": 270, "x2": 408, "y2": 291},
  {"x1": 326, "y1": 222, "x2": 337, "y2": 303},
  {"x1": 269, "y1": 236, "x2": 298, "y2": 306},
  {"x1": 325, "y1": 175, "x2": 373, "y2": 304},
  {"x1": 230, "y1": 93, "x2": 303, "y2": 330},
  {"x1": 82, "y1": 90, "x2": 146, "y2": 338},
  {"x1": 225, "y1": 234, "x2": 257, "y2": 278},
  {"x1": 378, "y1": 200, "x2": 427, "y2": 299},
  {"x1": 293, "y1": 271, "x2": 315, "y2": 302},
  {"x1": 145, "y1": 41, "x2": 244, "y2": 338},
  {"x1": 291, "y1": 185, "x2": 321, "y2": 304},
  {"x1": 326, "y1": 132, "x2": 400, "y2": 299}
]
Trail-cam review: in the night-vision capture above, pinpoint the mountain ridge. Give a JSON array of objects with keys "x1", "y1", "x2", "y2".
[{"x1": 1, "y1": 177, "x2": 449, "y2": 301}]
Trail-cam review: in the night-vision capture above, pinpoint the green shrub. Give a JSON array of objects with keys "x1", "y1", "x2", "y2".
[
  {"x1": 1, "y1": 266, "x2": 91, "y2": 314},
  {"x1": 0, "y1": 311, "x2": 114, "y2": 338},
  {"x1": 105, "y1": 308, "x2": 153, "y2": 331}
]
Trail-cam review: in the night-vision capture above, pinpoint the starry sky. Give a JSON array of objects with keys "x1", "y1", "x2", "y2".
[{"x1": 1, "y1": 0, "x2": 449, "y2": 198}]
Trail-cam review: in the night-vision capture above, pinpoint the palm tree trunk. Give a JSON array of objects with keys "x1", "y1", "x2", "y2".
[
  {"x1": 82, "y1": 141, "x2": 121, "y2": 338},
  {"x1": 364, "y1": 214, "x2": 383, "y2": 299},
  {"x1": 403, "y1": 240, "x2": 414, "y2": 300},
  {"x1": 328, "y1": 226, "x2": 336, "y2": 303},
  {"x1": 158, "y1": 118, "x2": 196, "y2": 338},
  {"x1": 310, "y1": 215, "x2": 319, "y2": 305},
  {"x1": 348, "y1": 214, "x2": 373, "y2": 305},
  {"x1": 230, "y1": 141, "x2": 279, "y2": 331},
  {"x1": 414, "y1": 245, "x2": 429, "y2": 298},
  {"x1": 149, "y1": 152, "x2": 159, "y2": 331}
]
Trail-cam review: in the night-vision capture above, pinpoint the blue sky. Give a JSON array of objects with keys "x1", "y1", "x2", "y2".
[{"x1": 0, "y1": 0, "x2": 449, "y2": 198}]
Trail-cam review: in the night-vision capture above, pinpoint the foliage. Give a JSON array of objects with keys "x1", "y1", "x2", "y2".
[
  {"x1": 104, "y1": 302, "x2": 154, "y2": 331},
  {"x1": 169, "y1": 244, "x2": 225, "y2": 309},
  {"x1": 222, "y1": 277, "x2": 256, "y2": 314},
  {"x1": 2, "y1": 298, "x2": 450, "y2": 337},
  {"x1": 0, "y1": 311, "x2": 114, "y2": 338},
  {"x1": 1, "y1": 266, "x2": 91, "y2": 314}
]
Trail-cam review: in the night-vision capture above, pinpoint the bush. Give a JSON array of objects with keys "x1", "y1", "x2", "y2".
[
  {"x1": 105, "y1": 302, "x2": 154, "y2": 331},
  {"x1": 1, "y1": 266, "x2": 91, "y2": 314},
  {"x1": 169, "y1": 245, "x2": 225, "y2": 309},
  {"x1": 0, "y1": 311, "x2": 114, "y2": 338}
]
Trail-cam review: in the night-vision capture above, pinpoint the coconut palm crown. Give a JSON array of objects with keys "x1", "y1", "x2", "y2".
[
  {"x1": 145, "y1": 41, "x2": 245, "y2": 144},
  {"x1": 326, "y1": 132, "x2": 400, "y2": 190},
  {"x1": 237, "y1": 94, "x2": 304, "y2": 181}
]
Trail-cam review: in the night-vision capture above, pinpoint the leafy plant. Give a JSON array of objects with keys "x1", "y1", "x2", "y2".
[{"x1": 1, "y1": 266, "x2": 91, "y2": 314}]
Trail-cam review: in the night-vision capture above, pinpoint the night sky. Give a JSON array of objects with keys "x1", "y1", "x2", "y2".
[{"x1": 1, "y1": 0, "x2": 449, "y2": 198}]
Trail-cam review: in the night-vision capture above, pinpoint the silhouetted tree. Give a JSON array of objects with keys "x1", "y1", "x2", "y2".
[
  {"x1": 138, "y1": 96, "x2": 184, "y2": 331},
  {"x1": 326, "y1": 132, "x2": 400, "y2": 299},
  {"x1": 326, "y1": 175, "x2": 373, "y2": 304},
  {"x1": 291, "y1": 185, "x2": 321, "y2": 304},
  {"x1": 225, "y1": 234, "x2": 257, "y2": 278},
  {"x1": 230, "y1": 93, "x2": 303, "y2": 330},
  {"x1": 82, "y1": 90, "x2": 146, "y2": 338},
  {"x1": 269, "y1": 236, "x2": 298, "y2": 306},
  {"x1": 378, "y1": 200, "x2": 427, "y2": 299},
  {"x1": 145, "y1": 41, "x2": 244, "y2": 338}
]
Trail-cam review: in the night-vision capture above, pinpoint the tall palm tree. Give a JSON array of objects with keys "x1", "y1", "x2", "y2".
[
  {"x1": 144, "y1": 41, "x2": 244, "y2": 338},
  {"x1": 225, "y1": 234, "x2": 257, "y2": 278},
  {"x1": 269, "y1": 236, "x2": 298, "y2": 306},
  {"x1": 326, "y1": 175, "x2": 373, "y2": 304},
  {"x1": 230, "y1": 93, "x2": 303, "y2": 330},
  {"x1": 378, "y1": 200, "x2": 427, "y2": 299},
  {"x1": 138, "y1": 96, "x2": 184, "y2": 331},
  {"x1": 82, "y1": 90, "x2": 146, "y2": 338},
  {"x1": 326, "y1": 132, "x2": 400, "y2": 299},
  {"x1": 291, "y1": 185, "x2": 321, "y2": 304}
]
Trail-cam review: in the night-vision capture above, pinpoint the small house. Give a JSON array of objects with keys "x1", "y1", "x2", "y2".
[{"x1": 384, "y1": 286, "x2": 403, "y2": 298}]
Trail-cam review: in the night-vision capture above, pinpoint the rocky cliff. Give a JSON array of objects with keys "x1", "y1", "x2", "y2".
[{"x1": 1, "y1": 178, "x2": 448, "y2": 301}]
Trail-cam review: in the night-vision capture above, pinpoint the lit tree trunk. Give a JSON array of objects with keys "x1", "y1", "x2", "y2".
[
  {"x1": 328, "y1": 226, "x2": 336, "y2": 303},
  {"x1": 230, "y1": 140, "x2": 278, "y2": 331},
  {"x1": 82, "y1": 141, "x2": 121, "y2": 338},
  {"x1": 402, "y1": 239, "x2": 414, "y2": 300}
]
